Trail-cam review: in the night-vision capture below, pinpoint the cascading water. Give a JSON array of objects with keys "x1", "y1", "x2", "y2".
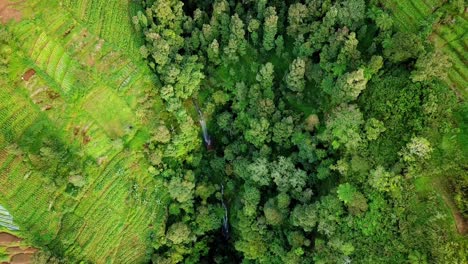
[
  {"x1": 192, "y1": 99, "x2": 229, "y2": 240},
  {"x1": 221, "y1": 184, "x2": 229, "y2": 240},
  {"x1": 192, "y1": 99, "x2": 213, "y2": 149}
]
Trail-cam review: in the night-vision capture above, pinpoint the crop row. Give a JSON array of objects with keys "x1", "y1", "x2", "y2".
[
  {"x1": 9, "y1": 21, "x2": 141, "y2": 152},
  {"x1": 432, "y1": 15, "x2": 468, "y2": 96},
  {"x1": 0, "y1": 2, "x2": 161, "y2": 263},
  {"x1": 55, "y1": 154, "x2": 152, "y2": 263},
  {"x1": 0, "y1": 151, "x2": 61, "y2": 244},
  {"x1": 18, "y1": 12, "x2": 151, "y2": 112},
  {"x1": 62, "y1": 0, "x2": 142, "y2": 58},
  {"x1": 0, "y1": 87, "x2": 39, "y2": 143},
  {"x1": 15, "y1": 3, "x2": 157, "y2": 115},
  {"x1": 11, "y1": 22, "x2": 84, "y2": 100}
]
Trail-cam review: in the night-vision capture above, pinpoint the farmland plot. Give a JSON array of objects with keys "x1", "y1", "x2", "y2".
[{"x1": 0, "y1": 0, "x2": 168, "y2": 263}]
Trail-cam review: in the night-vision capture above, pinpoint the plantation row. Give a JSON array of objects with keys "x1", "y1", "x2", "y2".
[
  {"x1": 0, "y1": 149, "x2": 61, "y2": 244},
  {"x1": 0, "y1": 144, "x2": 157, "y2": 262},
  {"x1": 11, "y1": 18, "x2": 153, "y2": 105},
  {"x1": 0, "y1": 82, "x2": 40, "y2": 145},
  {"x1": 432, "y1": 15, "x2": 468, "y2": 97},
  {"x1": 61, "y1": 0, "x2": 143, "y2": 58},
  {"x1": 0, "y1": 81, "x2": 154, "y2": 262},
  {"x1": 6, "y1": 10, "x2": 159, "y2": 152},
  {"x1": 0, "y1": 0, "x2": 166, "y2": 262}
]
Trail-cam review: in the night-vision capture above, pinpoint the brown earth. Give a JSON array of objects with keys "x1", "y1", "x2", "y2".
[
  {"x1": 453, "y1": 212, "x2": 467, "y2": 235},
  {"x1": 440, "y1": 194, "x2": 467, "y2": 235},
  {"x1": 10, "y1": 253, "x2": 33, "y2": 264},
  {"x1": 0, "y1": 232, "x2": 37, "y2": 264},
  {"x1": 21, "y1": 69, "x2": 35, "y2": 81},
  {"x1": 0, "y1": 0, "x2": 22, "y2": 24},
  {"x1": 0, "y1": 233, "x2": 21, "y2": 246},
  {"x1": 6, "y1": 247, "x2": 37, "y2": 255}
]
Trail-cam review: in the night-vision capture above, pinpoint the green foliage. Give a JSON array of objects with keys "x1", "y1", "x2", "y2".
[
  {"x1": 320, "y1": 104, "x2": 364, "y2": 151},
  {"x1": 337, "y1": 183, "x2": 357, "y2": 204},
  {"x1": 365, "y1": 118, "x2": 386, "y2": 141},
  {"x1": 286, "y1": 58, "x2": 306, "y2": 93},
  {"x1": 291, "y1": 203, "x2": 318, "y2": 232},
  {"x1": 167, "y1": 171, "x2": 195, "y2": 203},
  {"x1": 411, "y1": 51, "x2": 452, "y2": 82},
  {"x1": 263, "y1": 7, "x2": 278, "y2": 51},
  {"x1": 336, "y1": 68, "x2": 368, "y2": 102},
  {"x1": 263, "y1": 198, "x2": 284, "y2": 226},
  {"x1": 369, "y1": 166, "x2": 402, "y2": 195},
  {"x1": 400, "y1": 137, "x2": 433, "y2": 163},
  {"x1": 383, "y1": 32, "x2": 424, "y2": 63},
  {"x1": 271, "y1": 157, "x2": 307, "y2": 196},
  {"x1": 166, "y1": 222, "x2": 191, "y2": 245},
  {"x1": 2, "y1": 0, "x2": 465, "y2": 263}
]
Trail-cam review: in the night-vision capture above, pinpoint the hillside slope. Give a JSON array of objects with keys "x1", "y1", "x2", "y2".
[{"x1": 0, "y1": 0, "x2": 167, "y2": 263}]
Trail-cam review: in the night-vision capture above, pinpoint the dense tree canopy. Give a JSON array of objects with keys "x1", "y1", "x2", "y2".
[{"x1": 131, "y1": 0, "x2": 467, "y2": 263}]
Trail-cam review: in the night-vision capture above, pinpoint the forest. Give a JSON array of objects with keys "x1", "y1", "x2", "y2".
[
  {"x1": 130, "y1": 0, "x2": 467, "y2": 263},
  {"x1": 0, "y1": 0, "x2": 466, "y2": 263}
]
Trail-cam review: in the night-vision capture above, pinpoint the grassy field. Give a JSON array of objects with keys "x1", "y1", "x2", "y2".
[
  {"x1": 382, "y1": 0, "x2": 467, "y2": 98},
  {"x1": 0, "y1": 0, "x2": 168, "y2": 263}
]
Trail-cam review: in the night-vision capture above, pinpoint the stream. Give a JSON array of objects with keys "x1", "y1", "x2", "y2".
[
  {"x1": 192, "y1": 99, "x2": 213, "y2": 149},
  {"x1": 192, "y1": 99, "x2": 229, "y2": 240},
  {"x1": 221, "y1": 184, "x2": 230, "y2": 240}
]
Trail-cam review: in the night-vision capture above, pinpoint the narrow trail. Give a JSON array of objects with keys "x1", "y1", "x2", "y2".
[
  {"x1": 431, "y1": 177, "x2": 467, "y2": 235},
  {"x1": 440, "y1": 192, "x2": 467, "y2": 235}
]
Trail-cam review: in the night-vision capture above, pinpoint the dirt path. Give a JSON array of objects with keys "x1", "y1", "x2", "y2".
[
  {"x1": 440, "y1": 193, "x2": 467, "y2": 235},
  {"x1": 0, "y1": 0, "x2": 22, "y2": 24},
  {"x1": 431, "y1": 178, "x2": 468, "y2": 235}
]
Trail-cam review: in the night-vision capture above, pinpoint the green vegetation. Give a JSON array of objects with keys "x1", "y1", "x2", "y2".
[
  {"x1": 0, "y1": 0, "x2": 466, "y2": 263},
  {"x1": 0, "y1": 0, "x2": 162, "y2": 263},
  {"x1": 382, "y1": 0, "x2": 468, "y2": 98}
]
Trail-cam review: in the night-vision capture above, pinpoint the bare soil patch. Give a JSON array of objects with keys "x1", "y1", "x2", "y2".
[
  {"x1": 10, "y1": 253, "x2": 33, "y2": 264},
  {"x1": 0, "y1": 0, "x2": 22, "y2": 24},
  {"x1": 0, "y1": 232, "x2": 21, "y2": 246},
  {"x1": 440, "y1": 194, "x2": 467, "y2": 235},
  {"x1": 0, "y1": 232, "x2": 37, "y2": 263},
  {"x1": 21, "y1": 69, "x2": 35, "y2": 81},
  {"x1": 7, "y1": 246, "x2": 37, "y2": 254},
  {"x1": 453, "y1": 212, "x2": 467, "y2": 235}
]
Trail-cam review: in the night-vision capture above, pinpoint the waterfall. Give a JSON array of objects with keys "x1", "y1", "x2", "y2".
[
  {"x1": 221, "y1": 184, "x2": 229, "y2": 240},
  {"x1": 199, "y1": 118, "x2": 212, "y2": 147},
  {"x1": 192, "y1": 99, "x2": 213, "y2": 149},
  {"x1": 192, "y1": 99, "x2": 229, "y2": 239}
]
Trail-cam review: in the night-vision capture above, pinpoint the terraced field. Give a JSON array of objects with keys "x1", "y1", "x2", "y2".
[
  {"x1": 0, "y1": 0, "x2": 168, "y2": 263},
  {"x1": 383, "y1": 0, "x2": 467, "y2": 98},
  {"x1": 0, "y1": 230, "x2": 37, "y2": 264}
]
